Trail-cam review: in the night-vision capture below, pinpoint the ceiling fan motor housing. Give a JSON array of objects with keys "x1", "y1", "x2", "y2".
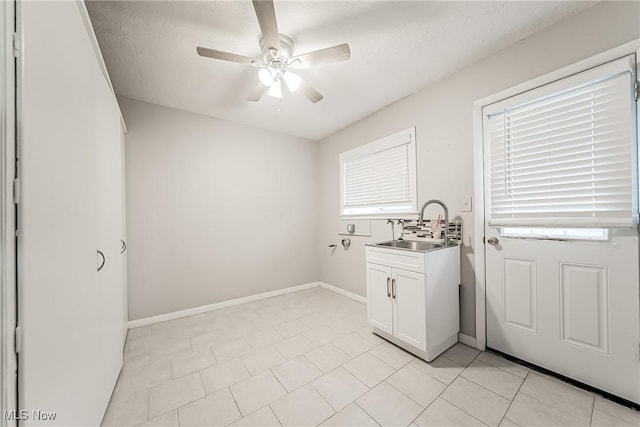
[{"x1": 260, "y1": 34, "x2": 295, "y2": 63}]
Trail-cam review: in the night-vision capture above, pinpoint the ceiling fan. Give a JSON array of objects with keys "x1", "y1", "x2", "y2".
[{"x1": 196, "y1": 0, "x2": 351, "y2": 103}]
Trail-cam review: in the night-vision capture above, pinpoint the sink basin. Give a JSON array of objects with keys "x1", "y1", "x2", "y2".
[{"x1": 367, "y1": 240, "x2": 448, "y2": 252}]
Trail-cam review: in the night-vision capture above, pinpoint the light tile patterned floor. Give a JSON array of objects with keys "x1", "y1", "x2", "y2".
[{"x1": 103, "y1": 288, "x2": 640, "y2": 427}]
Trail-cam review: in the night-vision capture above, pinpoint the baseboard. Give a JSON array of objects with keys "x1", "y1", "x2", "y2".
[
  {"x1": 458, "y1": 332, "x2": 477, "y2": 348},
  {"x1": 319, "y1": 281, "x2": 367, "y2": 304},
  {"x1": 128, "y1": 281, "x2": 320, "y2": 329}
]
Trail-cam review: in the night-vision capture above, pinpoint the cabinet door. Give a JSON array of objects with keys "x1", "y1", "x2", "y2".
[
  {"x1": 366, "y1": 263, "x2": 393, "y2": 334},
  {"x1": 19, "y1": 2, "x2": 123, "y2": 425},
  {"x1": 392, "y1": 269, "x2": 427, "y2": 351}
]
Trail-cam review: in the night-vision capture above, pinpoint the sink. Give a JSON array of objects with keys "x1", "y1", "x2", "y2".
[{"x1": 367, "y1": 240, "x2": 449, "y2": 252}]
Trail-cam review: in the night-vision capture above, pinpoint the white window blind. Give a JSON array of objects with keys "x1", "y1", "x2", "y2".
[
  {"x1": 485, "y1": 56, "x2": 638, "y2": 228},
  {"x1": 340, "y1": 128, "x2": 417, "y2": 216}
]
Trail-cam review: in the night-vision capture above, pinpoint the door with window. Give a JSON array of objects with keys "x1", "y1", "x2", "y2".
[{"x1": 483, "y1": 55, "x2": 640, "y2": 404}]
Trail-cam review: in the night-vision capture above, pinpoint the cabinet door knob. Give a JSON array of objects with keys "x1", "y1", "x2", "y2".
[
  {"x1": 487, "y1": 237, "x2": 499, "y2": 246},
  {"x1": 386, "y1": 277, "x2": 391, "y2": 298},
  {"x1": 391, "y1": 278, "x2": 396, "y2": 299}
]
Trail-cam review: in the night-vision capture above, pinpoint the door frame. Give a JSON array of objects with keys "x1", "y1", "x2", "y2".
[
  {"x1": 472, "y1": 39, "x2": 640, "y2": 351},
  {"x1": 1, "y1": 0, "x2": 17, "y2": 425}
]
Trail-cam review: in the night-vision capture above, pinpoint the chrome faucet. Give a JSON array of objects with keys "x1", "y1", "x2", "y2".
[
  {"x1": 418, "y1": 199, "x2": 449, "y2": 246},
  {"x1": 387, "y1": 219, "x2": 396, "y2": 240},
  {"x1": 397, "y1": 219, "x2": 405, "y2": 240}
]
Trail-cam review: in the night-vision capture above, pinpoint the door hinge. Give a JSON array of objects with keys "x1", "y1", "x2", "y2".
[
  {"x1": 14, "y1": 325, "x2": 21, "y2": 354},
  {"x1": 12, "y1": 178, "x2": 19, "y2": 204},
  {"x1": 635, "y1": 81, "x2": 639, "y2": 101},
  {"x1": 12, "y1": 32, "x2": 20, "y2": 58}
]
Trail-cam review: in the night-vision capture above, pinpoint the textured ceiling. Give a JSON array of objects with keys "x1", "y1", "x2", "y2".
[{"x1": 87, "y1": 1, "x2": 595, "y2": 140}]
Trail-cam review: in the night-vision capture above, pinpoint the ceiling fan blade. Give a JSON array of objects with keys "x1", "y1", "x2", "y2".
[
  {"x1": 252, "y1": 0, "x2": 281, "y2": 51},
  {"x1": 247, "y1": 82, "x2": 269, "y2": 102},
  {"x1": 299, "y1": 80, "x2": 323, "y2": 103},
  {"x1": 293, "y1": 44, "x2": 351, "y2": 69},
  {"x1": 196, "y1": 47, "x2": 257, "y2": 66}
]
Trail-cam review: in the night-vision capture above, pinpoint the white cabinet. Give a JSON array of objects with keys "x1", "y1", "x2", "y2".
[
  {"x1": 366, "y1": 244, "x2": 460, "y2": 361},
  {"x1": 393, "y1": 269, "x2": 427, "y2": 350},
  {"x1": 18, "y1": 2, "x2": 126, "y2": 426},
  {"x1": 366, "y1": 263, "x2": 393, "y2": 334}
]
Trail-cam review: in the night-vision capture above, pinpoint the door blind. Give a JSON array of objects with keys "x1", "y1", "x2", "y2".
[{"x1": 487, "y1": 61, "x2": 637, "y2": 228}]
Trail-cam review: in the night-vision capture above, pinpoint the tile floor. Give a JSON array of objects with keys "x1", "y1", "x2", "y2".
[{"x1": 103, "y1": 288, "x2": 639, "y2": 427}]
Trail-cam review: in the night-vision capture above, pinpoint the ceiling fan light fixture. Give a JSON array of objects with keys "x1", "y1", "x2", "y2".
[
  {"x1": 267, "y1": 79, "x2": 282, "y2": 98},
  {"x1": 258, "y1": 67, "x2": 275, "y2": 86},
  {"x1": 197, "y1": 0, "x2": 351, "y2": 103},
  {"x1": 283, "y1": 71, "x2": 301, "y2": 92}
]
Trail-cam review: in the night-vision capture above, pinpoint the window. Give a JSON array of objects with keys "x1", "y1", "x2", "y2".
[
  {"x1": 340, "y1": 127, "x2": 417, "y2": 216},
  {"x1": 484, "y1": 55, "x2": 638, "y2": 229}
]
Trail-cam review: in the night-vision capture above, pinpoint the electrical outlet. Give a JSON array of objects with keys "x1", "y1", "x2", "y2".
[{"x1": 462, "y1": 196, "x2": 472, "y2": 212}]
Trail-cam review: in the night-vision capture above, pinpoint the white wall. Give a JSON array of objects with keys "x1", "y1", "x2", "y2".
[
  {"x1": 120, "y1": 97, "x2": 319, "y2": 320},
  {"x1": 317, "y1": 1, "x2": 640, "y2": 337}
]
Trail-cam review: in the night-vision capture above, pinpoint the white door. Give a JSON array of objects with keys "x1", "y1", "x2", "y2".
[
  {"x1": 483, "y1": 55, "x2": 640, "y2": 404},
  {"x1": 485, "y1": 232, "x2": 640, "y2": 403},
  {"x1": 366, "y1": 263, "x2": 393, "y2": 334},
  {"x1": 392, "y1": 269, "x2": 426, "y2": 351},
  {"x1": 19, "y1": 2, "x2": 124, "y2": 425}
]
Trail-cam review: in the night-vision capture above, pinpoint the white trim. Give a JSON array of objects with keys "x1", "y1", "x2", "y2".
[
  {"x1": 1, "y1": 1, "x2": 17, "y2": 425},
  {"x1": 319, "y1": 281, "x2": 367, "y2": 304},
  {"x1": 74, "y1": 0, "x2": 127, "y2": 133},
  {"x1": 128, "y1": 282, "x2": 321, "y2": 328},
  {"x1": 472, "y1": 39, "x2": 640, "y2": 351},
  {"x1": 128, "y1": 281, "x2": 368, "y2": 329},
  {"x1": 473, "y1": 100, "x2": 488, "y2": 351},
  {"x1": 458, "y1": 333, "x2": 477, "y2": 349}
]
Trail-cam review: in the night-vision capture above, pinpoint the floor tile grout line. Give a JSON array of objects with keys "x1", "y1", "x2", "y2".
[
  {"x1": 146, "y1": 387, "x2": 151, "y2": 425},
  {"x1": 268, "y1": 403, "x2": 285, "y2": 427},
  {"x1": 496, "y1": 368, "x2": 528, "y2": 427},
  {"x1": 439, "y1": 392, "x2": 494, "y2": 427},
  {"x1": 464, "y1": 358, "x2": 525, "y2": 382},
  {"x1": 225, "y1": 385, "x2": 243, "y2": 426},
  {"x1": 412, "y1": 392, "x2": 492, "y2": 427},
  {"x1": 381, "y1": 377, "x2": 430, "y2": 412},
  {"x1": 458, "y1": 369, "x2": 523, "y2": 401},
  {"x1": 353, "y1": 400, "x2": 383, "y2": 427},
  {"x1": 517, "y1": 388, "x2": 590, "y2": 423},
  {"x1": 269, "y1": 365, "x2": 292, "y2": 395},
  {"x1": 147, "y1": 374, "x2": 207, "y2": 421},
  {"x1": 404, "y1": 362, "x2": 463, "y2": 426},
  {"x1": 475, "y1": 352, "x2": 530, "y2": 378},
  {"x1": 367, "y1": 348, "x2": 414, "y2": 371},
  {"x1": 589, "y1": 392, "x2": 596, "y2": 426},
  {"x1": 306, "y1": 381, "x2": 339, "y2": 421},
  {"x1": 435, "y1": 352, "x2": 516, "y2": 427},
  {"x1": 451, "y1": 361, "x2": 523, "y2": 403}
]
